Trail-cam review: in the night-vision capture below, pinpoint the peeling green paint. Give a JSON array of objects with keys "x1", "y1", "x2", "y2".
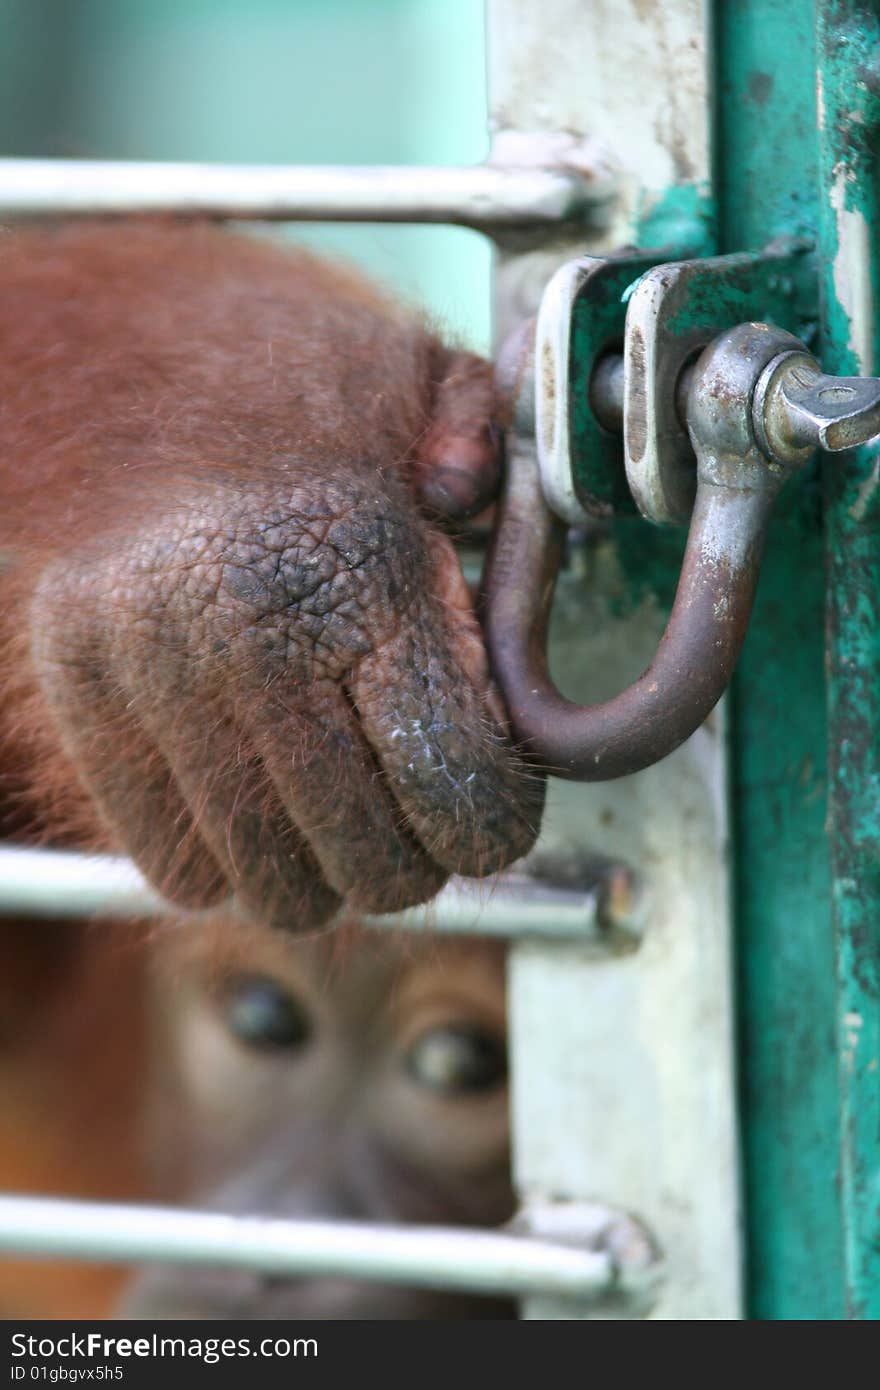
[
  {"x1": 567, "y1": 254, "x2": 663, "y2": 516},
  {"x1": 817, "y1": 0, "x2": 880, "y2": 1322},
  {"x1": 716, "y1": 0, "x2": 820, "y2": 252},
  {"x1": 661, "y1": 244, "x2": 816, "y2": 344},
  {"x1": 716, "y1": 0, "x2": 880, "y2": 1321},
  {"x1": 635, "y1": 181, "x2": 716, "y2": 258}
]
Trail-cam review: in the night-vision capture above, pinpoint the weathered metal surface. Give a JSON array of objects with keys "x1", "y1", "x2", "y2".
[
  {"x1": 485, "y1": 434, "x2": 771, "y2": 779},
  {"x1": 534, "y1": 256, "x2": 605, "y2": 525},
  {"x1": 719, "y1": 0, "x2": 880, "y2": 1321},
  {"x1": 731, "y1": 487, "x2": 841, "y2": 1319},
  {"x1": 754, "y1": 350, "x2": 880, "y2": 458},
  {"x1": 535, "y1": 252, "x2": 662, "y2": 520},
  {"x1": 486, "y1": 0, "x2": 713, "y2": 338},
  {"x1": 508, "y1": 559, "x2": 740, "y2": 1319},
  {"x1": 817, "y1": 0, "x2": 880, "y2": 1322},
  {"x1": 488, "y1": 0, "x2": 712, "y2": 246},
  {"x1": 715, "y1": 0, "x2": 838, "y2": 1322},
  {"x1": 486, "y1": 316, "x2": 858, "y2": 782},
  {"x1": 716, "y1": 1, "x2": 820, "y2": 254},
  {"x1": 623, "y1": 248, "x2": 815, "y2": 523},
  {"x1": 534, "y1": 243, "x2": 827, "y2": 532},
  {"x1": 489, "y1": 4, "x2": 739, "y2": 1317}
]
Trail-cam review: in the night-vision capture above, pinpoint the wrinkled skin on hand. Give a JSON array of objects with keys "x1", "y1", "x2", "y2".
[{"x1": 0, "y1": 220, "x2": 543, "y2": 929}]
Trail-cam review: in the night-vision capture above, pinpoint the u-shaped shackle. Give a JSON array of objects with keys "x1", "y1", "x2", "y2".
[{"x1": 483, "y1": 312, "x2": 880, "y2": 782}]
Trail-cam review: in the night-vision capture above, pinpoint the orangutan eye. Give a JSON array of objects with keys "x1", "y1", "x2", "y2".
[
  {"x1": 221, "y1": 975, "x2": 312, "y2": 1051},
  {"x1": 405, "y1": 1024, "x2": 507, "y2": 1095}
]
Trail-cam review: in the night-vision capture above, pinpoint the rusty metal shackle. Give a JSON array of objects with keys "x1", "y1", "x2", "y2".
[{"x1": 484, "y1": 315, "x2": 880, "y2": 782}]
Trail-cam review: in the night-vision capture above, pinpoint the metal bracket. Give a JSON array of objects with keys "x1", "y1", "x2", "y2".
[
  {"x1": 623, "y1": 242, "x2": 816, "y2": 523},
  {"x1": 487, "y1": 241, "x2": 846, "y2": 780},
  {"x1": 534, "y1": 251, "x2": 667, "y2": 522}
]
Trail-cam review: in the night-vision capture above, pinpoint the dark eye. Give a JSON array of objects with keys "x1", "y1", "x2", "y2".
[
  {"x1": 405, "y1": 1025, "x2": 507, "y2": 1095},
  {"x1": 221, "y1": 975, "x2": 312, "y2": 1052}
]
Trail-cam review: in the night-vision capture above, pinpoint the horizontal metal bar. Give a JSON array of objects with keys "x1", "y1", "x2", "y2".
[
  {"x1": 0, "y1": 1196, "x2": 612, "y2": 1301},
  {"x1": 0, "y1": 845, "x2": 606, "y2": 939},
  {"x1": 0, "y1": 846, "x2": 165, "y2": 919},
  {"x1": 362, "y1": 872, "x2": 604, "y2": 939},
  {"x1": 0, "y1": 158, "x2": 607, "y2": 231}
]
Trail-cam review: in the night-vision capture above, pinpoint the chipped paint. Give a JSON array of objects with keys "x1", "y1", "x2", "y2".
[
  {"x1": 720, "y1": 0, "x2": 845, "y2": 1322},
  {"x1": 830, "y1": 165, "x2": 875, "y2": 370},
  {"x1": 848, "y1": 452, "x2": 880, "y2": 522},
  {"x1": 818, "y1": 0, "x2": 880, "y2": 1322}
]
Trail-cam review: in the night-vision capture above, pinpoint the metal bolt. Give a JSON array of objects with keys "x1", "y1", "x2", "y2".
[
  {"x1": 589, "y1": 352, "x2": 694, "y2": 440},
  {"x1": 753, "y1": 350, "x2": 880, "y2": 464}
]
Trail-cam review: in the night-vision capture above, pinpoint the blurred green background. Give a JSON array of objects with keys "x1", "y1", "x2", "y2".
[{"x1": 0, "y1": 0, "x2": 491, "y2": 350}]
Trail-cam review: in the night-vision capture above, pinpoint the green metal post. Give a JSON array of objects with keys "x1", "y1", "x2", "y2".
[
  {"x1": 719, "y1": 0, "x2": 880, "y2": 1319},
  {"x1": 817, "y1": 1, "x2": 880, "y2": 1321},
  {"x1": 716, "y1": 0, "x2": 843, "y2": 1320}
]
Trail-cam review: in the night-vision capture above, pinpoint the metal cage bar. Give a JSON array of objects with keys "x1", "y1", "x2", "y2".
[
  {"x1": 0, "y1": 846, "x2": 614, "y2": 942},
  {"x1": 0, "y1": 1197, "x2": 614, "y2": 1303},
  {"x1": 0, "y1": 158, "x2": 608, "y2": 232}
]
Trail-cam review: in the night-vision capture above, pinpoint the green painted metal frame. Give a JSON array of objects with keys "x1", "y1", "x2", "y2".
[
  {"x1": 816, "y1": 1, "x2": 880, "y2": 1322},
  {"x1": 720, "y1": 0, "x2": 879, "y2": 1320},
  {"x1": 716, "y1": 0, "x2": 838, "y2": 1321},
  {"x1": 589, "y1": 0, "x2": 879, "y2": 1320}
]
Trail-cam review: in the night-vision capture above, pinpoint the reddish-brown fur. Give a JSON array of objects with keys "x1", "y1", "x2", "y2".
[
  {"x1": 0, "y1": 220, "x2": 538, "y2": 1317},
  {"x1": 0, "y1": 218, "x2": 543, "y2": 924},
  {"x1": 0, "y1": 921, "x2": 153, "y2": 1316}
]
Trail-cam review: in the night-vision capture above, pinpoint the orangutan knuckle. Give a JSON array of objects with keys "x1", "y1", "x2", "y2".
[{"x1": 201, "y1": 481, "x2": 427, "y2": 676}]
